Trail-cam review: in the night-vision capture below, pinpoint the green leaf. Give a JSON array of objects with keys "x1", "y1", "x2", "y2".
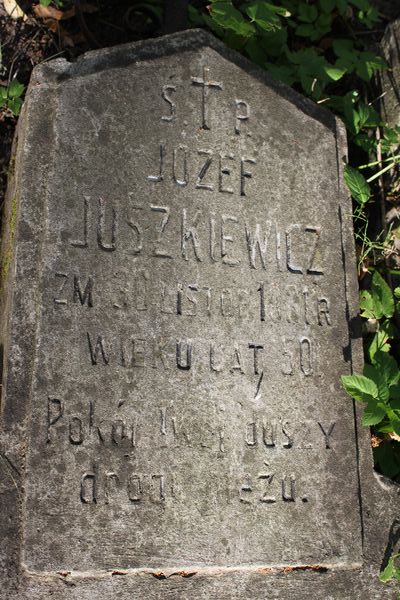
[
  {"x1": 392, "y1": 418, "x2": 400, "y2": 437},
  {"x1": 323, "y1": 65, "x2": 346, "y2": 81},
  {"x1": 188, "y1": 5, "x2": 206, "y2": 26},
  {"x1": 341, "y1": 374, "x2": 378, "y2": 402},
  {"x1": 364, "y1": 363, "x2": 389, "y2": 403},
  {"x1": 316, "y1": 12, "x2": 332, "y2": 28},
  {"x1": 246, "y1": 3, "x2": 283, "y2": 32},
  {"x1": 360, "y1": 289, "x2": 381, "y2": 319},
  {"x1": 353, "y1": 132, "x2": 378, "y2": 153},
  {"x1": 7, "y1": 97, "x2": 22, "y2": 116},
  {"x1": 210, "y1": 2, "x2": 256, "y2": 37},
  {"x1": 296, "y1": 23, "x2": 315, "y2": 37},
  {"x1": 368, "y1": 329, "x2": 391, "y2": 361},
  {"x1": 259, "y1": 27, "x2": 287, "y2": 57},
  {"x1": 8, "y1": 80, "x2": 24, "y2": 98},
  {"x1": 380, "y1": 554, "x2": 400, "y2": 583},
  {"x1": 350, "y1": 0, "x2": 371, "y2": 10},
  {"x1": 266, "y1": 63, "x2": 297, "y2": 86},
  {"x1": 390, "y1": 392, "x2": 400, "y2": 409},
  {"x1": 336, "y1": 0, "x2": 348, "y2": 14},
  {"x1": 357, "y1": 102, "x2": 381, "y2": 129},
  {"x1": 383, "y1": 126, "x2": 400, "y2": 148},
  {"x1": 372, "y1": 271, "x2": 394, "y2": 318},
  {"x1": 319, "y1": 0, "x2": 335, "y2": 13},
  {"x1": 333, "y1": 39, "x2": 356, "y2": 60},
  {"x1": 344, "y1": 164, "x2": 371, "y2": 204},
  {"x1": 362, "y1": 401, "x2": 387, "y2": 426},
  {"x1": 298, "y1": 3, "x2": 318, "y2": 22},
  {"x1": 355, "y1": 52, "x2": 387, "y2": 82},
  {"x1": 373, "y1": 351, "x2": 400, "y2": 386}
]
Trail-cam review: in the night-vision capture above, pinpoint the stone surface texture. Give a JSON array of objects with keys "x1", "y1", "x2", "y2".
[
  {"x1": 0, "y1": 30, "x2": 399, "y2": 599},
  {"x1": 380, "y1": 18, "x2": 400, "y2": 127}
]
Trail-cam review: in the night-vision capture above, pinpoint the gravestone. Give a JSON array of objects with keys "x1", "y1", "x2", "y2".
[
  {"x1": 0, "y1": 29, "x2": 398, "y2": 600},
  {"x1": 380, "y1": 18, "x2": 400, "y2": 128}
]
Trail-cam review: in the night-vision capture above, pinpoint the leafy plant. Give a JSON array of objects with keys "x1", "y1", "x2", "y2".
[
  {"x1": 0, "y1": 80, "x2": 25, "y2": 117},
  {"x1": 379, "y1": 552, "x2": 400, "y2": 595},
  {"x1": 342, "y1": 271, "x2": 400, "y2": 478}
]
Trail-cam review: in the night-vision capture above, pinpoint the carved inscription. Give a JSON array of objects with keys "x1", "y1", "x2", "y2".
[
  {"x1": 69, "y1": 198, "x2": 325, "y2": 275},
  {"x1": 80, "y1": 469, "x2": 168, "y2": 505},
  {"x1": 191, "y1": 66, "x2": 223, "y2": 130},
  {"x1": 147, "y1": 147, "x2": 256, "y2": 196},
  {"x1": 48, "y1": 65, "x2": 343, "y2": 518}
]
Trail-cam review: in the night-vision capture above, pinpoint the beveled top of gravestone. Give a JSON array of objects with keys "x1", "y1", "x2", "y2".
[{"x1": 7, "y1": 30, "x2": 362, "y2": 575}]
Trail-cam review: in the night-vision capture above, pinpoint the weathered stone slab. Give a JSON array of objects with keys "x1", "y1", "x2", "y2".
[
  {"x1": 0, "y1": 30, "x2": 399, "y2": 599},
  {"x1": 380, "y1": 18, "x2": 400, "y2": 127}
]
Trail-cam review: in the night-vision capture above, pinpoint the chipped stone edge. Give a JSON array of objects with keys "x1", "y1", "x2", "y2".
[{"x1": 0, "y1": 59, "x2": 64, "y2": 598}]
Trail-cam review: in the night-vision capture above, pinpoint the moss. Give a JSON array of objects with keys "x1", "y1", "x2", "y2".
[{"x1": 0, "y1": 195, "x2": 18, "y2": 293}]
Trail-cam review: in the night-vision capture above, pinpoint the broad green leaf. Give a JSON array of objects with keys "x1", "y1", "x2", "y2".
[
  {"x1": 358, "y1": 5, "x2": 380, "y2": 27},
  {"x1": 354, "y1": 132, "x2": 378, "y2": 153},
  {"x1": 223, "y1": 30, "x2": 248, "y2": 50},
  {"x1": 364, "y1": 364, "x2": 389, "y2": 402},
  {"x1": 356, "y1": 52, "x2": 387, "y2": 82},
  {"x1": 323, "y1": 65, "x2": 346, "y2": 81},
  {"x1": 350, "y1": 0, "x2": 371, "y2": 10},
  {"x1": 332, "y1": 39, "x2": 355, "y2": 60},
  {"x1": 272, "y1": 5, "x2": 291, "y2": 17},
  {"x1": 362, "y1": 401, "x2": 386, "y2": 426},
  {"x1": 245, "y1": 37, "x2": 267, "y2": 66},
  {"x1": 188, "y1": 5, "x2": 205, "y2": 26},
  {"x1": 381, "y1": 318, "x2": 400, "y2": 339},
  {"x1": 0, "y1": 87, "x2": 7, "y2": 102},
  {"x1": 319, "y1": 0, "x2": 335, "y2": 13},
  {"x1": 266, "y1": 63, "x2": 297, "y2": 86},
  {"x1": 7, "y1": 97, "x2": 22, "y2": 116},
  {"x1": 360, "y1": 289, "x2": 381, "y2": 319},
  {"x1": 336, "y1": 0, "x2": 348, "y2": 14},
  {"x1": 379, "y1": 554, "x2": 400, "y2": 583},
  {"x1": 258, "y1": 27, "x2": 287, "y2": 57},
  {"x1": 341, "y1": 374, "x2": 378, "y2": 402},
  {"x1": 376, "y1": 420, "x2": 396, "y2": 433},
  {"x1": 373, "y1": 351, "x2": 400, "y2": 386},
  {"x1": 368, "y1": 329, "x2": 391, "y2": 361},
  {"x1": 328, "y1": 90, "x2": 360, "y2": 134},
  {"x1": 298, "y1": 3, "x2": 318, "y2": 22},
  {"x1": 8, "y1": 80, "x2": 24, "y2": 98},
  {"x1": 392, "y1": 418, "x2": 400, "y2": 437},
  {"x1": 344, "y1": 164, "x2": 371, "y2": 204},
  {"x1": 383, "y1": 126, "x2": 400, "y2": 148},
  {"x1": 316, "y1": 12, "x2": 332, "y2": 28},
  {"x1": 372, "y1": 271, "x2": 394, "y2": 318},
  {"x1": 296, "y1": 23, "x2": 314, "y2": 37},
  {"x1": 210, "y1": 2, "x2": 256, "y2": 37},
  {"x1": 394, "y1": 287, "x2": 400, "y2": 299},
  {"x1": 390, "y1": 393, "x2": 400, "y2": 409},
  {"x1": 357, "y1": 102, "x2": 381, "y2": 129},
  {"x1": 246, "y1": 3, "x2": 283, "y2": 32}
]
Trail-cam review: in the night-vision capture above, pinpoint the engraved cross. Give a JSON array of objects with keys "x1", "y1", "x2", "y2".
[{"x1": 191, "y1": 66, "x2": 223, "y2": 130}]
